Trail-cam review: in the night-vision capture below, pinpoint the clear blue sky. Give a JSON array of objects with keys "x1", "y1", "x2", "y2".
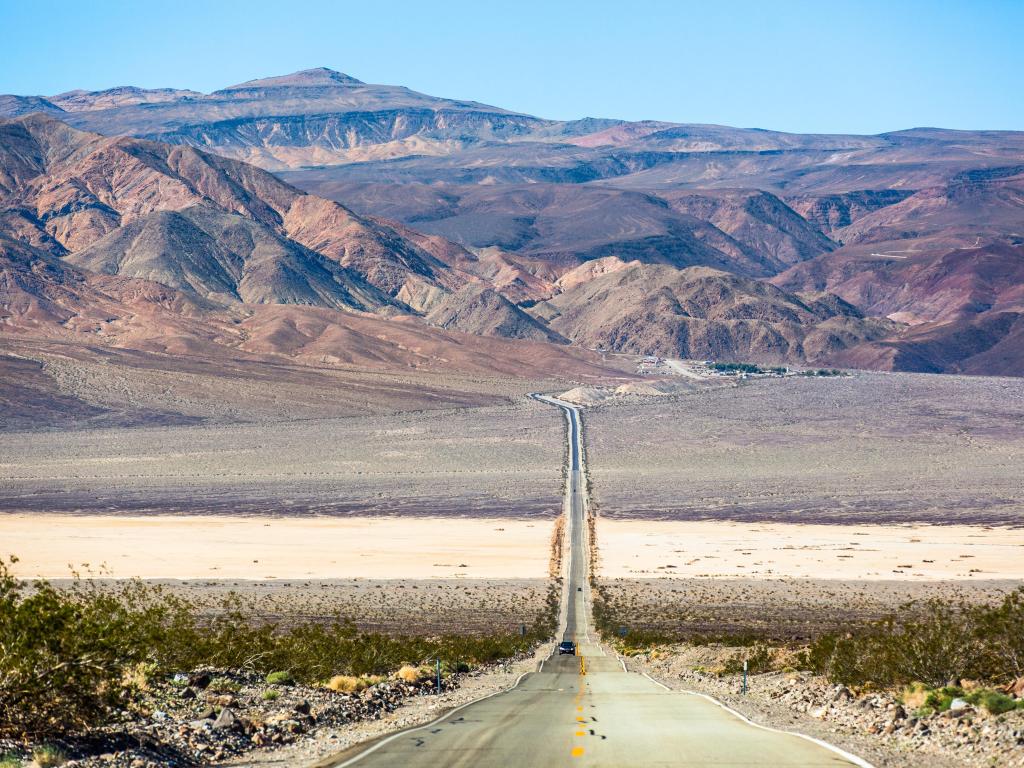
[{"x1": 1, "y1": 0, "x2": 1021, "y2": 134}]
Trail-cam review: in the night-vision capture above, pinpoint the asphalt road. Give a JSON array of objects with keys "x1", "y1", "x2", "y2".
[{"x1": 324, "y1": 395, "x2": 869, "y2": 768}]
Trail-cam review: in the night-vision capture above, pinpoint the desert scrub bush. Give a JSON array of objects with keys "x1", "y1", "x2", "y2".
[
  {"x1": 261, "y1": 689, "x2": 281, "y2": 701},
  {"x1": 721, "y1": 643, "x2": 776, "y2": 676},
  {"x1": 0, "y1": 555, "x2": 556, "y2": 739},
  {"x1": 31, "y1": 745, "x2": 66, "y2": 768},
  {"x1": 0, "y1": 558, "x2": 146, "y2": 737},
  {"x1": 966, "y1": 689, "x2": 1023, "y2": 716},
  {"x1": 206, "y1": 676, "x2": 242, "y2": 692},
  {"x1": 969, "y1": 587, "x2": 1024, "y2": 678},
  {"x1": 902, "y1": 684, "x2": 1023, "y2": 716},
  {"x1": 802, "y1": 589, "x2": 1024, "y2": 688},
  {"x1": 265, "y1": 670, "x2": 295, "y2": 686},
  {"x1": 0, "y1": 754, "x2": 22, "y2": 768},
  {"x1": 327, "y1": 674, "x2": 384, "y2": 693},
  {"x1": 395, "y1": 664, "x2": 435, "y2": 683}
]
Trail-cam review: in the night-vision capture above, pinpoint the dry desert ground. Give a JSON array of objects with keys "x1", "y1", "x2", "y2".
[
  {"x1": 4, "y1": 368, "x2": 1024, "y2": 637},
  {"x1": 1, "y1": 394, "x2": 568, "y2": 632},
  {"x1": 0, "y1": 399, "x2": 564, "y2": 517},
  {"x1": 585, "y1": 371, "x2": 1024, "y2": 634}
]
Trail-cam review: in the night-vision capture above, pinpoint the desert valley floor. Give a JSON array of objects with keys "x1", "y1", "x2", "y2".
[{"x1": 4, "y1": 369, "x2": 1024, "y2": 636}]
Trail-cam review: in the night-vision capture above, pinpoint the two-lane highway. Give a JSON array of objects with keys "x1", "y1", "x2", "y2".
[
  {"x1": 320, "y1": 394, "x2": 871, "y2": 767},
  {"x1": 532, "y1": 393, "x2": 591, "y2": 648}
]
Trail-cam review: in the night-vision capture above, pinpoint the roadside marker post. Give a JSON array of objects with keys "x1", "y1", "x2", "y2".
[
  {"x1": 436, "y1": 658, "x2": 441, "y2": 695},
  {"x1": 742, "y1": 660, "x2": 748, "y2": 695}
]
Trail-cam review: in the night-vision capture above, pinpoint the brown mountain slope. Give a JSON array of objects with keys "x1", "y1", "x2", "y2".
[
  {"x1": 827, "y1": 165, "x2": 1024, "y2": 250},
  {"x1": 658, "y1": 189, "x2": 836, "y2": 270},
  {"x1": 786, "y1": 190, "x2": 917, "y2": 234},
  {"x1": 530, "y1": 262, "x2": 896, "y2": 364},
  {"x1": 294, "y1": 181, "x2": 821, "y2": 279},
  {"x1": 1, "y1": 233, "x2": 624, "y2": 385},
  {"x1": 10, "y1": 68, "x2": 552, "y2": 170},
  {"x1": 773, "y1": 242, "x2": 1024, "y2": 376},
  {"x1": 425, "y1": 283, "x2": 567, "y2": 344},
  {"x1": 66, "y1": 206, "x2": 392, "y2": 310},
  {"x1": 835, "y1": 311, "x2": 1024, "y2": 377},
  {"x1": 774, "y1": 242, "x2": 1024, "y2": 325},
  {"x1": 0, "y1": 231, "x2": 239, "y2": 356},
  {"x1": 0, "y1": 114, "x2": 466, "y2": 308}
]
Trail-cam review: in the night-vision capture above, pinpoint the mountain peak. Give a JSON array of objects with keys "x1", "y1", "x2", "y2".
[{"x1": 221, "y1": 68, "x2": 364, "y2": 91}]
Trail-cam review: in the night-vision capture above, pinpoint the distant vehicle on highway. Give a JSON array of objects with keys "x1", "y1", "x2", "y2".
[{"x1": 557, "y1": 641, "x2": 577, "y2": 655}]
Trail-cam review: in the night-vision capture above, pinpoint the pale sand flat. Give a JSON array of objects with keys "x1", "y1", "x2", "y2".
[
  {"x1": 597, "y1": 520, "x2": 1024, "y2": 580},
  {"x1": 2, "y1": 514, "x2": 553, "y2": 580}
]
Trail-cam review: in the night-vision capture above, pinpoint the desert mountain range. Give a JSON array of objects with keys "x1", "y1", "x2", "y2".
[{"x1": 2, "y1": 68, "x2": 1023, "y2": 376}]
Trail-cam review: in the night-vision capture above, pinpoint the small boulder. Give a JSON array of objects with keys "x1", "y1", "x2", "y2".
[
  {"x1": 180, "y1": 687, "x2": 197, "y2": 700},
  {"x1": 949, "y1": 698, "x2": 970, "y2": 713},
  {"x1": 294, "y1": 700, "x2": 311, "y2": 716},
  {"x1": 831, "y1": 686, "x2": 852, "y2": 703},
  {"x1": 188, "y1": 671, "x2": 212, "y2": 690},
  {"x1": 1004, "y1": 677, "x2": 1024, "y2": 699},
  {"x1": 213, "y1": 707, "x2": 238, "y2": 731}
]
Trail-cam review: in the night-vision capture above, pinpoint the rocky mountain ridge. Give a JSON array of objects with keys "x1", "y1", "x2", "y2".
[{"x1": 2, "y1": 66, "x2": 1023, "y2": 376}]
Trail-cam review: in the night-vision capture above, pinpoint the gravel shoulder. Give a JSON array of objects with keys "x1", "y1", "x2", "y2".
[
  {"x1": 225, "y1": 643, "x2": 553, "y2": 767},
  {"x1": 624, "y1": 645, "x2": 1024, "y2": 768}
]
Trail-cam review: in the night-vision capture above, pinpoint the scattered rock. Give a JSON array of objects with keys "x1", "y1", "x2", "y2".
[
  {"x1": 188, "y1": 671, "x2": 212, "y2": 690},
  {"x1": 831, "y1": 686, "x2": 852, "y2": 703},
  {"x1": 1005, "y1": 677, "x2": 1024, "y2": 699},
  {"x1": 949, "y1": 698, "x2": 970, "y2": 713},
  {"x1": 213, "y1": 707, "x2": 238, "y2": 731}
]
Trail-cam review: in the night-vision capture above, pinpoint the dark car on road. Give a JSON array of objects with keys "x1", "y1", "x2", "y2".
[{"x1": 557, "y1": 641, "x2": 577, "y2": 655}]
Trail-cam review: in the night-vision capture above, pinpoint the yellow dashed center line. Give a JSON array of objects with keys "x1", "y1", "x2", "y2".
[{"x1": 571, "y1": 654, "x2": 588, "y2": 759}]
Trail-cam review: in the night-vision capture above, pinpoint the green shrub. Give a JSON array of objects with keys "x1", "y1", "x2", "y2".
[
  {"x1": 966, "y1": 689, "x2": 1020, "y2": 716},
  {"x1": 265, "y1": 671, "x2": 295, "y2": 686},
  {"x1": 261, "y1": 689, "x2": 280, "y2": 701},
  {"x1": 923, "y1": 686, "x2": 964, "y2": 711},
  {"x1": 969, "y1": 588, "x2": 1024, "y2": 679},
  {"x1": 710, "y1": 362, "x2": 762, "y2": 374},
  {"x1": 0, "y1": 555, "x2": 559, "y2": 740},
  {"x1": 0, "y1": 557, "x2": 144, "y2": 736},
  {"x1": 722, "y1": 644, "x2": 775, "y2": 675},
  {"x1": 207, "y1": 676, "x2": 241, "y2": 692},
  {"x1": 0, "y1": 753, "x2": 23, "y2": 768},
  {"x1": 31, "y1": 745, "x2": 66, "y2": 768},
  {"x1": 801, "y1": 589, "x2": 1024, "y2": 688}
]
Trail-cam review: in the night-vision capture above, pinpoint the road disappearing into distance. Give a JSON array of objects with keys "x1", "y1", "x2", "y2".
[{"x1": 323, "y1": 394, "x2": 870, "y2": 767}]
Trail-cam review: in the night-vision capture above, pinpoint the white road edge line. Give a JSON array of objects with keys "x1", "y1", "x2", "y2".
[
  {"x1": 640, "y1": 673, "x2": 876, "y2": 768},
  {"x1": 328, "y1": 670, "x2": 535, "y2": 768}
]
